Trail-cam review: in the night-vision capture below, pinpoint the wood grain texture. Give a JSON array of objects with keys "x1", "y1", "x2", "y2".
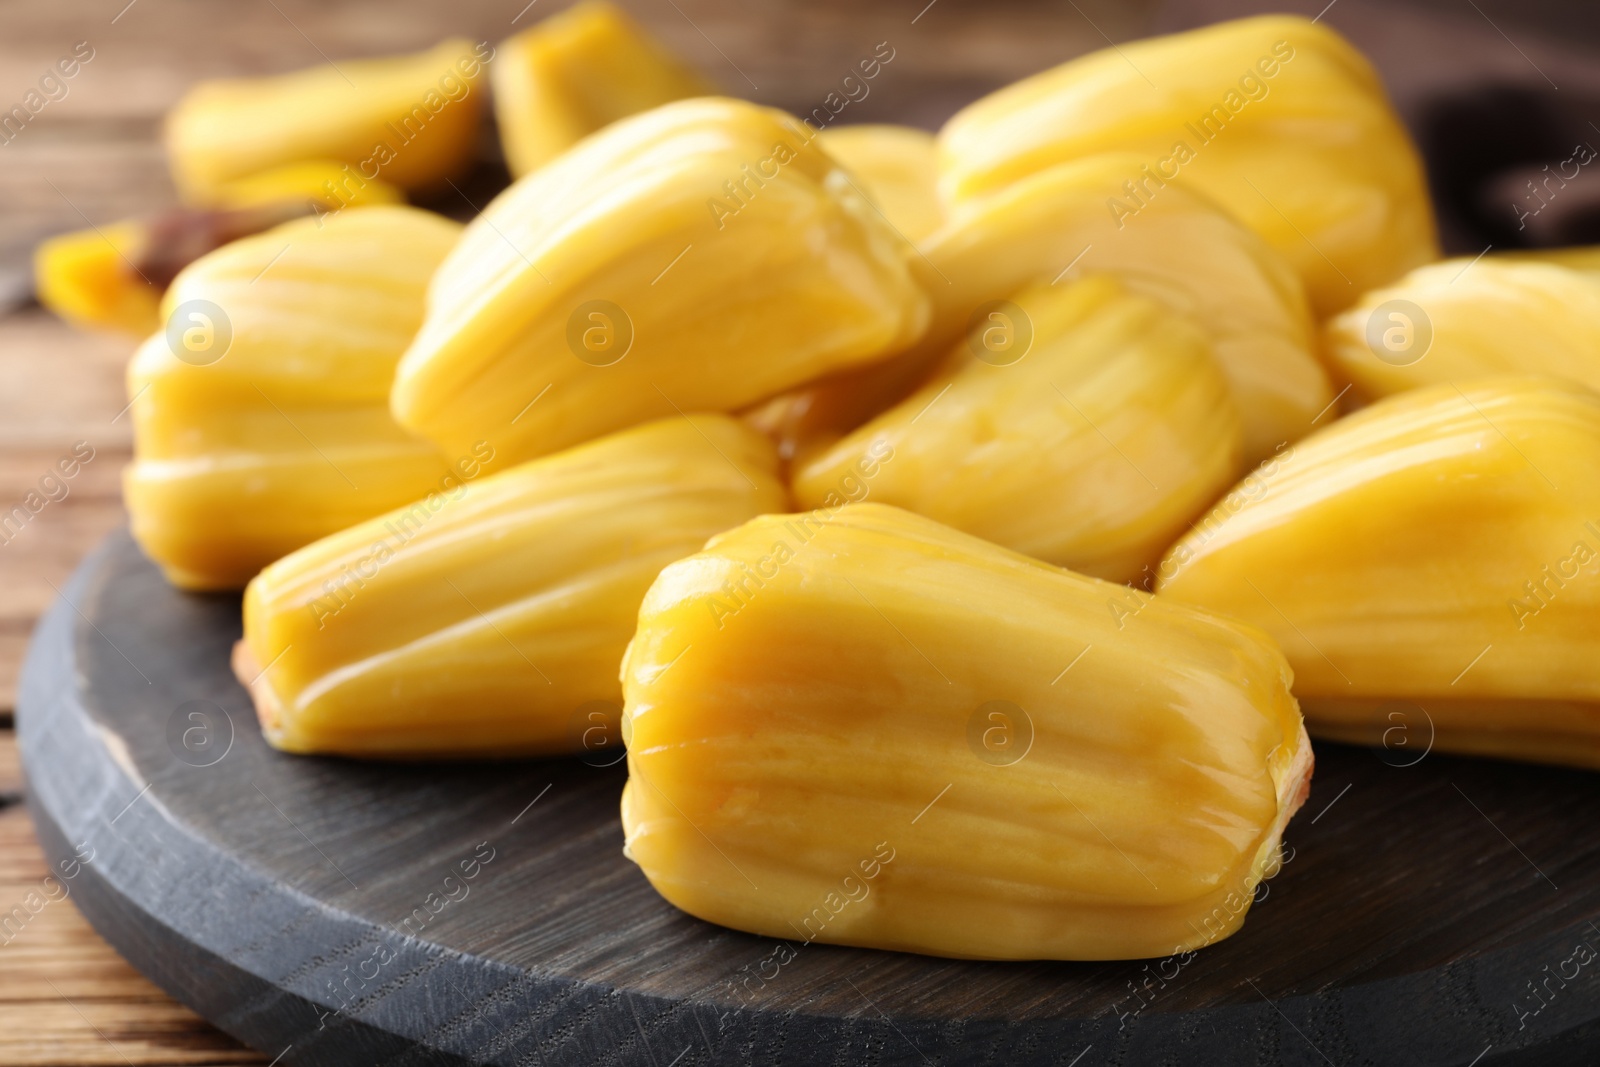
[
  {"x1": 0, "y1": 732, "x2": 21, "y2": 799},
  {"x1": 0, "y1": 303, "x2": 134, "y2": 713},
  {"x1": 0, "y1": 735, "x2": 265, "y2": 1065}
]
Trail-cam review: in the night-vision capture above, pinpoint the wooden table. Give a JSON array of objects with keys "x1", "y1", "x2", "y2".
[
  {"x1": 0, "y1": 301, "x2": 256, "y2": 1064},
  {"x1": 0, "y1": 0, "x2": 1158, "y2": 1060}
]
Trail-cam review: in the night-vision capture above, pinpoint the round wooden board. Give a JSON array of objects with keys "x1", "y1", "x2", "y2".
[{"x1": 16, "y1": 530, "x2": 1600, "y2": 1066}]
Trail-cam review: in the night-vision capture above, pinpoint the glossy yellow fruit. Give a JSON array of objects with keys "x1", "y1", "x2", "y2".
[
  {"x1": 621, "y1": 503, "x2": 1311, "y2": 960},
  {"x1": 125, "y1": 206, "x2": 463, "y2": 591},
  {"x1": 817, "y1": 125, "x2": 945, "y2": 243},
  {"x1": 794, "y1": 276, "x2": 1242, "y2": 583},
  {"x1": 34, "y1": 220, "x2": 162, "y2": 335},
  {"x1": 237, "y1": 415, "x2": 785, "y2": 758},
  {"x1": 938, "y1": 16, "x2": 1438, "y2": 316},
  {"x1": 199, "y1": 159, "x2": 405, "y2": 213},
  {"x1": 1157, "y1": 377, "x2": 1600, "y2": 768},
  {"x1": 929, "y1": 154, "x2": 1325, "y2": 462},
  {"x1": 392, "y1": 97, "x2": 930, "y2": 466},
  {"x1": 736, "y1": 126, "x2": 946, "y2": 465},
  {"x1": 492, "y1": 0, "x2": 715, "y2": 177},
  {"x1": 166, "y1": 39, "x2": 489, "y2": 203},
  {"x1": 747, "y1": 153, "x2": 1326, "y2": 467},
  {"x1": 1499, "y1": 245, "x2": 1600, "y2": 274},
  {"x1": 1323, "y1": 257, "x2": 1600, "y2": 399}
]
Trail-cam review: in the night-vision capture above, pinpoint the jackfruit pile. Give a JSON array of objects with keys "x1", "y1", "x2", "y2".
[{"x1": 35, "y1": 3, "x2": 1600, "y2": 962}]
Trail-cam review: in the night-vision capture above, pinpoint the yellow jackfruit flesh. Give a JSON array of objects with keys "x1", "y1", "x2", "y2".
[
  {"x1": 165, "y1": 39, "x2": 488, "y2": 203},
  {"x1": 1497, "y1": 245, "x2": 1600, "y2": 274},
  {"x1": 1157, "y1": 377, "x2": 1600, "y2": 768},
  {"x1": 237, "y1": 415, "x2": 785, "y2": 758},
  {"x1": 925, "y1": 154, "x2": 1326, "y2": 462},
  {"x1": 621, "y1": 503, "x2": 1311, "y2": 960},
  {"x1": 492, "y1": 0, "x2": 715, "y2": 177},
  {"x1": 198, "y1": 159, "x2": 405, "y2": 212},
  {"x1": 392, "y1": 97, "x2": 930, "y2": 467},
  {"x1": 749, "y1": 153, "x2": 1327, "y2": 467},
  {"x1": 124, "y1": 206, "x2": 463, "y2": 590},
  {"x1": 739, "y1": 351, "x2": 933, "y2": 471},
  {"x1": 794, "y1": 276, "x2": 1242, "y2": 583},
  {"x1": 938, "y1": 16, "x2": 1438, "y2": 316},
  {"x1": 1323, "y1": 257, "x2": 1600, "y2": 399},
  {"x1": 738, "y1": 126, "x2": 946, "y2": 463},
  {"x1": 817, "y1": 125, "x2": 945, "y2": 244},
  {"x1": 34, "y1": 221, "x2": 163, "y2": 336}
]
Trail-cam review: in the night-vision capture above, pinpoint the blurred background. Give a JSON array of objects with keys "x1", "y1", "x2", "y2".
[{"x1": 0, "y1": 0, "x2": 1597, "y2": 1061}]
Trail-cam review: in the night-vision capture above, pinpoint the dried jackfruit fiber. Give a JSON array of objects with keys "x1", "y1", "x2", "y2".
[
  {"x1": 1323, "y1": 255, "x2": 1600, "y2": 399},
  {"x1": 816, "y1": 125, "x2": 945, "y2": 243},
  {"x1": 125, "y1": 206, "x2": 461, "y2": 591},
  {"x1": 492, "y1": 0, "x2": 715, "y2": 178},
  {"x1": 392, "y1": 97, "x2": 930, "y2": 467},
  {"x1": 794, "y1": 276, "x2": 1241, "y2": 584},
  {"x1": 165, "y1": 39, "x2": 489, "y2": 203},
  {"x1": 620, "y1": 503, "x2": 1311, "y2": 960},
  {"x1": 1157, "y1": 377, "x2": 1600, "y2": 768},
  {"x1": 237, "y1": 415, "x2": 785, "y2": 758},
  {"x1": 747, "y1": 153, "x2": 1327, "y2": 468},
  {"x1": 35, "y1": 163, "x2": 405, "y2": 338},
  {"x1": 938, "y1": 16, "x2": 1438, "y2": 317}
]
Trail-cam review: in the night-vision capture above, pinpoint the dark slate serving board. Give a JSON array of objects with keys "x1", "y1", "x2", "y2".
[{"x1": 16, "y1": 530, "x2": 1600, "y2": 1066}]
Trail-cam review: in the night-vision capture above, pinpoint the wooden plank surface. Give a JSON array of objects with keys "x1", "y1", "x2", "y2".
[
  {"x1": 0, "y1": 730, "x2": 20, "y2": 798},
  {"x1": 0, "y1": 310, "x2": 132, "y2": 714},
  {"x1": 0, "y1": 735, "x2": 266, "y2": 1065}
]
